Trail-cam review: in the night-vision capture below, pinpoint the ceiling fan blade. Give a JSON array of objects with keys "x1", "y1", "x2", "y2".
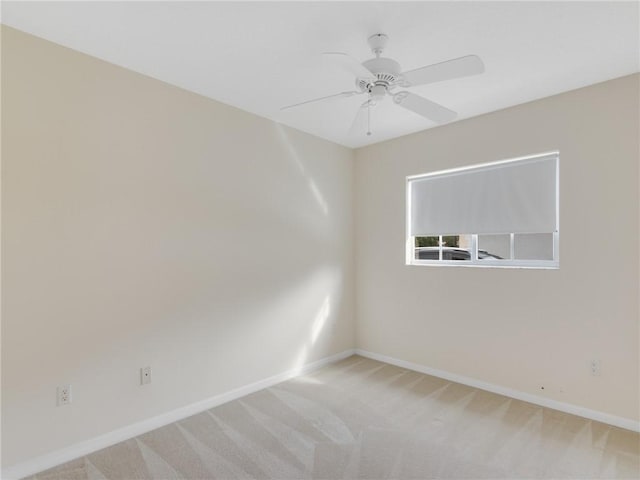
[
  {"x1": 280, "y1": 91, "x2": 360, "y2": 110},
  {"x1": 323, "y1": 52, "x2": 376, "y2": 79},
  {"x1": 349, "y1": 100, "x2": 375, "y2": 136},
  {"x1": 393, "y1": 91, "x2": 457, "y2": 123},
  {"x1": 402, "y1": 55, "x2": 484, "y2": 87}
]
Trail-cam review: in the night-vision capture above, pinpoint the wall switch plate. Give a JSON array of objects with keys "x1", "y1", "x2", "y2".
[
  {"x1": 140, "y1": 366, "x2": 152, "y2": 385},
  {"x1": 591, "y1": 359, "x2": 601, "y2": 376},
  {"x1": 57, "y1": 385, "x2": 72, "y2": 406}
]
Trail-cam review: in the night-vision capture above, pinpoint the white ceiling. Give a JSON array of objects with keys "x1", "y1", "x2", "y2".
[{"x1": 2, "y1": 1, "x2": 639, "y2": 148}]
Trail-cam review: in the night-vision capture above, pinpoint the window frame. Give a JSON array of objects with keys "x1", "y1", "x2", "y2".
[{"x1": 406, "y1": 152, "x2": 559, "y2": 270}]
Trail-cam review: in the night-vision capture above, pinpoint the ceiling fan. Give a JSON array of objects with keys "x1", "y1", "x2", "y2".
[{"x1": 281, "y1": 34, "x2": 484, "y2": 135}]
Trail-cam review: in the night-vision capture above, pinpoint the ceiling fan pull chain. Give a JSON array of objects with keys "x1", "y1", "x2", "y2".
[{"x1": 367, "y1": 101, "x2": 372, "y2": 136}]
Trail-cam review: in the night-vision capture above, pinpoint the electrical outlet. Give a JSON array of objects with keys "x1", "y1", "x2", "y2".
[
  {"x1": 140, "y1": 366, "x2": 152, "y2": 385},
  {"x1": 57, "y1": 385, "x2": 72, "y2": 406},
  {"x1": 591, "y1": 359, "x2": 601, "y2": 376}
]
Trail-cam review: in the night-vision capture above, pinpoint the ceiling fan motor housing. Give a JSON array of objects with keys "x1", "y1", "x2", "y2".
[
  {"x1": 358, "y1": 57, "x2": 402, "y2": 95},
  {"x1": 363, "y1": 57, "x2": 401, "y2": 77}
]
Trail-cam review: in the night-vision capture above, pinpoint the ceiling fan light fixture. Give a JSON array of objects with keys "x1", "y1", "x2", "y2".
[{"x1": 370, "y1": 84, "x2": 386, "y2": 101}]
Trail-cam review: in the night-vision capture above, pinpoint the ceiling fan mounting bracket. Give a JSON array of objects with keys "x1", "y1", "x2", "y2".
[{"x1": 368, "y1": 33, "x2": 389, "y2": 57}]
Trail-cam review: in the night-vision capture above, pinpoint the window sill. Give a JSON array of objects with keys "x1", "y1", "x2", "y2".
[{"x1": 407, "y1": 260, "x2": 559, "y2": 270}]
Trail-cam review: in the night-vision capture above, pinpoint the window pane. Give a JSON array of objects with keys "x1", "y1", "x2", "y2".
[
  {"x1": 514, "y1": 233, "x2": 554, "y2": 260},
  {"x1": 447, "y1": 234, "x2": 472, "y2": 261},
  {"x1": 478, "y1": 234, "x2": 509, "y2": 260},
  {"x1": 414, "y1": 235, "x2": 473, "y2": 261},
  {"x1": 452, "y1": 234, "x2": 472, "y2": 249},
  {"x1": 446, "y1": 250, "x2": 471, "y2": 261},
  {"x1": 415, "y1": 236, "x2": 440, "y2": 260},
  {"x1": 415, "y1": 236, "x2": 439, "y2": 248}
]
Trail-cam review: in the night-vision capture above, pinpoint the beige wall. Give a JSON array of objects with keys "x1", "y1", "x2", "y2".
[
  {"x1": 355, "y1": 74, "x2": 640, "y2": 422},
  {"x1": 1, "y1": 27, "x2": 355, "y2": 467}
]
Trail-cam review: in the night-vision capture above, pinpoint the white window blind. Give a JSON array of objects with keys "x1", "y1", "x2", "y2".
[{"x1": 408, "y1": 152, "x2": 558, "y2": 236}]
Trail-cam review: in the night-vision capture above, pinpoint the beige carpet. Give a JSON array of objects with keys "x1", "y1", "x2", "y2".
[{"x1": 27, "y1": 355, "x2": 640, "y2": 479}]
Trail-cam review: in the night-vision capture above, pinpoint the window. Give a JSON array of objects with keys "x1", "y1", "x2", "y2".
[{"x1": 406, "y1": 152, "x2": 559, "y2": 268}]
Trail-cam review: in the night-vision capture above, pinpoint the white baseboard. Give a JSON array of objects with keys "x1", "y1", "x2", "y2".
[
  {"x1": 355, "y1": 349, "x2": 640, "y2": 433},
  {"x1": 1, "y1": 349, "x2": 356, "y2": 480}
]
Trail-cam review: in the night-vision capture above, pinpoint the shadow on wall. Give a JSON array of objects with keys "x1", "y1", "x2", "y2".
[
  {"x1": 275, "y1": 123, "x2": 330, "y2": 217},
  {"x1": 268, "y1": 123, "x2": 347, "y2": 376},
  {"x1": 289, "y1": 270, "x2": 342, "y2": 378}
]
